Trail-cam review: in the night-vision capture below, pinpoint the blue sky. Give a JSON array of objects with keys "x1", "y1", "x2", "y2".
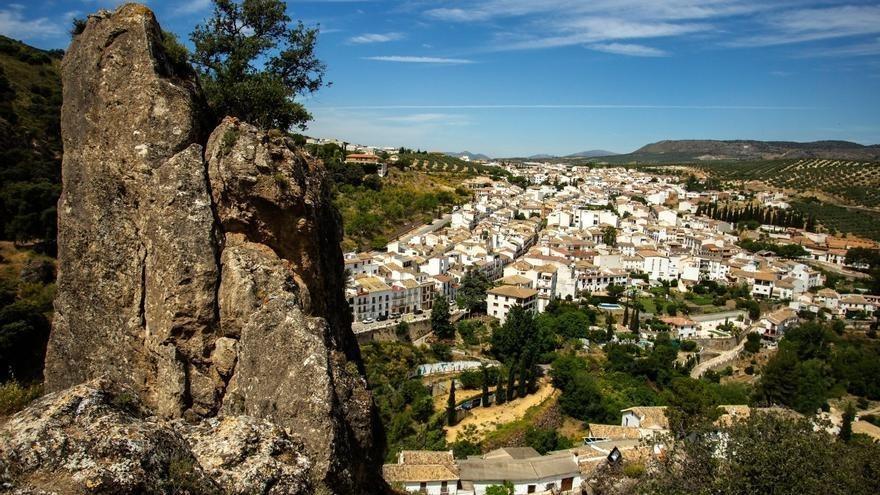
[{"x1": 3, "y1": 0, "x2": 880, "y2": 156}]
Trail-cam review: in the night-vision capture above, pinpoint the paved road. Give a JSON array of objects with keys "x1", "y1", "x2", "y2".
[{"x1": 353, "y1": 307, "x2": 465, "y2": 334}]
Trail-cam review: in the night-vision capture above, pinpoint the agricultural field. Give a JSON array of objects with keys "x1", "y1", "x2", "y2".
[
  {"x1": 694, "y1": 159, "x2": 880, "y2": 208},
  {"x1": 791, "y1": 198, "x2": 880, "y2": 241},
  {"x1": 400, "y1": 152, "x2": 513, "y2": 178}
]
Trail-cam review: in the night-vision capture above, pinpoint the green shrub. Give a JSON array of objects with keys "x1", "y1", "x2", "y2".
[
  {"x1": 0, "y1": 381, "x2": 42, "y2": 415},
  {"x1": 623, "y1": 462, "x2": 646, "y2": 478}
]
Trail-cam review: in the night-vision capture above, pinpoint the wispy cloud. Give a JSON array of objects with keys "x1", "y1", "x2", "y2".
[
  {"x1": 348, "y1": 32, "x2": 404, "y2": 44},
  {"x1": 380, "y1": 113, "x2": 472, "y2": 125},
  {"x1": 320, "y1": 104, "x2": 814, "y2": 111},
  {"x1": 589, "y1": 42, "x2": 668, "y2": 57},
  {"x1": 799, "y1": 37, "x2": 880, "y2": 58},
  {"x1": 729, "y1": 5, "x2": 880, "y2": 47},
  {"x1": 363, "y1": 56, "x2": 475, "y2": 64},
  {"x1": 173, "y1": 0, "x2": 212, "y2": 16},
  {"x1": 0, "y1": 6, "x2": 65, "y2": 39}
]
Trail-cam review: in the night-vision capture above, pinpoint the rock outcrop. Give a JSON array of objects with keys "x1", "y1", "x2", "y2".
[{"x1": 1, "y1": 4, "x2": 382, "y2": 494}]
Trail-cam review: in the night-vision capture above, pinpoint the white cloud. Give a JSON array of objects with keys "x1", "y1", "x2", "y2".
[
  {"x1": 589, "y1": 42, "x2": 668, "y2": 57},
  {"x1": 348, "y1": 32, "x2": 404, "y2": 44},
  {"x1": 379, "y1": 113, "x2": 471, "y2": 125},
  {"x1": 0, "y1": 8, "x2": 65, "y2": 39},
  {"x1": 730, "y1": 5, "x2": 880, "y2": 47},
  {"x1": 173, "y1": 0, "x2": 212, "y2": 16},
  {"x1": 363, "y1": 56, "x2": 475, "y2": 64}
]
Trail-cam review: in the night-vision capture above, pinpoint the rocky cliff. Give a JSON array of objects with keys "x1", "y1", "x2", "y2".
[{"x1": 1, "y1": 4, "x2": 382, "y2": 494}]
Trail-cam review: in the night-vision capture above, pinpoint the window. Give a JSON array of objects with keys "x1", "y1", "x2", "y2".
[{"x1": 528, "y1": 485, "x2": 536, "y2": 493}]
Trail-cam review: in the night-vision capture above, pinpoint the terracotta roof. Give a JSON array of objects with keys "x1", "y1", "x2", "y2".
[
  {"x1": 383, "y1": 464, "x2": 458, "y2": 483},
  {"x1": 587, "y1": 424, "x2": 642, "y2": 440},
  {"x1": 488, "y1": 285, "x2": 538, "y2": 300},
  {"x1": 621, "y1": 406, "x2": 669, "y2": 429}
]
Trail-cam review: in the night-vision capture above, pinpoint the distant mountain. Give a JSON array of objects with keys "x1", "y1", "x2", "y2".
[
  {"x1": 446, "y1": 151, "x2": 491, "y2": 161},
  {"x1": 594, "y1": 139, "x2": 880, "y2": 163},
  {"x1": 527, "y1": 154, "x2": 556, "y2": 160},
  {"x1": 566, "y1": 150, "x2": 618, "y2": 158}
]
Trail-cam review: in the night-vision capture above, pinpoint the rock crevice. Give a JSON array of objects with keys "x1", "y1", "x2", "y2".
[{"x1": 2, "y1": 4, "x2": 382, "y2": 494}]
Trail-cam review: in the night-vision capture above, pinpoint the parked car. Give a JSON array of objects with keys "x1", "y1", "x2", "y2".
[
  {"x1": 413, "y1": 309, "x2": 424, "y2": 315},
  {"x1": 362, "y1": 318, "x2": 374, "y2": 324},
  {"x1": 390, "y1": 312, "x2": 401, "y2": 319},
  {"x1": 377, "y1": 314, "x2": 388, "y2": 322}
]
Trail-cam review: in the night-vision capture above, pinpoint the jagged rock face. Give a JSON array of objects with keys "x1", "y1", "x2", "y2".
[
  {"x1": 0, "y1": 380, "x2": 314, "y2": 494},
  {"x1": 45, "y1": 3, "x2": 219, "y2": 419},
  {"x1": 30, "y1": 4, "x2": 382, "y2": 493}
]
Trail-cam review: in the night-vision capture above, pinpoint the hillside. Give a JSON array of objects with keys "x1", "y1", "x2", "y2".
[
  {"x1": 592, "y1": 139, "x2": 880, "y2": 163},
  {"x1": 446, "y1": 150, "x2": 491, "y2": 161},
  {"x1": 0, "y1": 36, "x2": 63, "y2": 245}
]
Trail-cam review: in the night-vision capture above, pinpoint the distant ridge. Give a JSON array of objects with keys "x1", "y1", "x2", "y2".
[
  {"x1": 590, "y1": 139, "x2": 880, "y2": 163},
  {"x1": 446, "y1": 151, "x2": 491, "y2": 161},
  {"x1": 566, "y1": 150, "x2": 618, "y2": 158}
]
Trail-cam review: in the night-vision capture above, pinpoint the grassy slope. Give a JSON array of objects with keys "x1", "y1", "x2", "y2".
[
  {"x1": 0, "y1": 36, "x2": 63, "y2": 243},
  {"x1": 334, "y1": 168, "x2": 474, "y2": 252}
]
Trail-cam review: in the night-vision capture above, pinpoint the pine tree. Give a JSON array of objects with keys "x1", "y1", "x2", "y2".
[
  {"x1": 495, "y1": 373, "x2": 506, "y2": 405},
  {"x1": 622, "y1": 303, "x2": 630, "y2": 328},
  {"x1": 481, "y1": 365, "x2": 490, "y2": 407},
  {"x1": 447, "y1": 379, "x2": 457, "y2": 426}
]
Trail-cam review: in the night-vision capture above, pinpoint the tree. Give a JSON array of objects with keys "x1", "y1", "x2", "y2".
[
  {"x1": 664, "y1": 378, "x2": 722, "y2": 436},
  {"x1": 517, "y1": 357, "x2": 528, "y2": 398},
  {"x1": 190, "y1": 0, "x2": 327, "y2": 131},
  {"x1": 457, "y1": 270, "x2": 491, "y2": 314},
  {"x1": 622, "y1": 304, "x2": 630, "y2": 328},
  {"x1": 602, "y1": 226, "x2": 617, "y2": 247},
  {"x1": 506, "y1": 361, "x2": 517, "y2": 402},
  {"x1": 486, "y1": 482, "x2": 514, "y2": 495},
  {"x1": 642, "y1": 412, "x2": 880, "y2": 495},
  {"x1": 447, "y1": 379, "x2": 457, "y2": 426},
  {"x1": 495, "y1": 372, "x2": 506, "y2": 405},
  {"x1": 840, "y1": 401, "x2": 855, "y2": 443},
  {"x1": 605, "y1": 312, "x2": 615, "y2": 341},
  {"x1": 431, "y1": 295, "x2": 455, "y2": 340},
  {"x1": 395, "y1": 321, "x2": 410, "y2": 342},
  {"x1": 606, "y1": 284, "x2": 625, "y2": 302},
  {"x1": 481, "y1": 365, "x2": 490, "y2": 407},
  {"x1": 744, "y1": 332, "x2": 761, "y2": 354},
  {"x1": 629, "y1": 306, "x2": 640, "y2": 334}
]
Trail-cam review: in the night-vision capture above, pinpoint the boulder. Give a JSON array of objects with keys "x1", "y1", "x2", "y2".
[{"x1": 25, "y1": 4, "x2": 383, "y2": 493}]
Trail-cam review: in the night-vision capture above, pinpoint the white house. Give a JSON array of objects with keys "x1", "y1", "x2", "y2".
[
  {"x1": 457, "y1": 448, "x2": 582, "y2": 495},
  {"x1": 383, "y1": 451, "x2": 459, "y2": 494},
  {"x1": 487, "y1": 285, "x2": 538, "y2": 323}
]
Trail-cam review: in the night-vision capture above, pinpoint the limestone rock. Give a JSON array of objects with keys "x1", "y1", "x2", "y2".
[
  {"x1": 181, "y1": 416, "x2": 313, "y2": 495},
  {"x1": 32, "y1": 3, "x2": 384, "y2": 493},
  {"x1": 0, "y1": 380, "x2": 218, "y2": 494},
  {"x1": 44, "y1": 4, "x2": 219, "y2": 420}
]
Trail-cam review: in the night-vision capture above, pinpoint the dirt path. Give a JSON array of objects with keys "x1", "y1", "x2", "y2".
[
  {"x1": 691, "y1": 336, "x2": 747, "y2": 378},
  {"x1": 445, "y1": 381, "x2": 557, "y2": 443}
]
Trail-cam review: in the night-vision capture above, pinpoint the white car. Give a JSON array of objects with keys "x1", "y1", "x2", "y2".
[{"x1": 362, "y1": 318, "x2": 375, "y2": 324}]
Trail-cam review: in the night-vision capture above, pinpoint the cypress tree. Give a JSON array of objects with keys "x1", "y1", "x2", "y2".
[
  {"x1": 506, "y1": 361, "x2": 517, "y2": 402},
  {"x1": 517, "y1": 357, "x2": 528, "y2": 398},
  {"x1": 606, "y1": 312, "x2": 615, "y2": 341},
  {"x1": 481, "y1": 365, "x2": 490, "y2": 407},
  {"x1": 495, "y1": 372, "x2": 506, "y2": 405},
  {"x1": 447, "y1": 379, "x2": 457, "y2": 426},
  {"x1": 630, "y1": 306, "x2": 640, "y2": 334}
]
